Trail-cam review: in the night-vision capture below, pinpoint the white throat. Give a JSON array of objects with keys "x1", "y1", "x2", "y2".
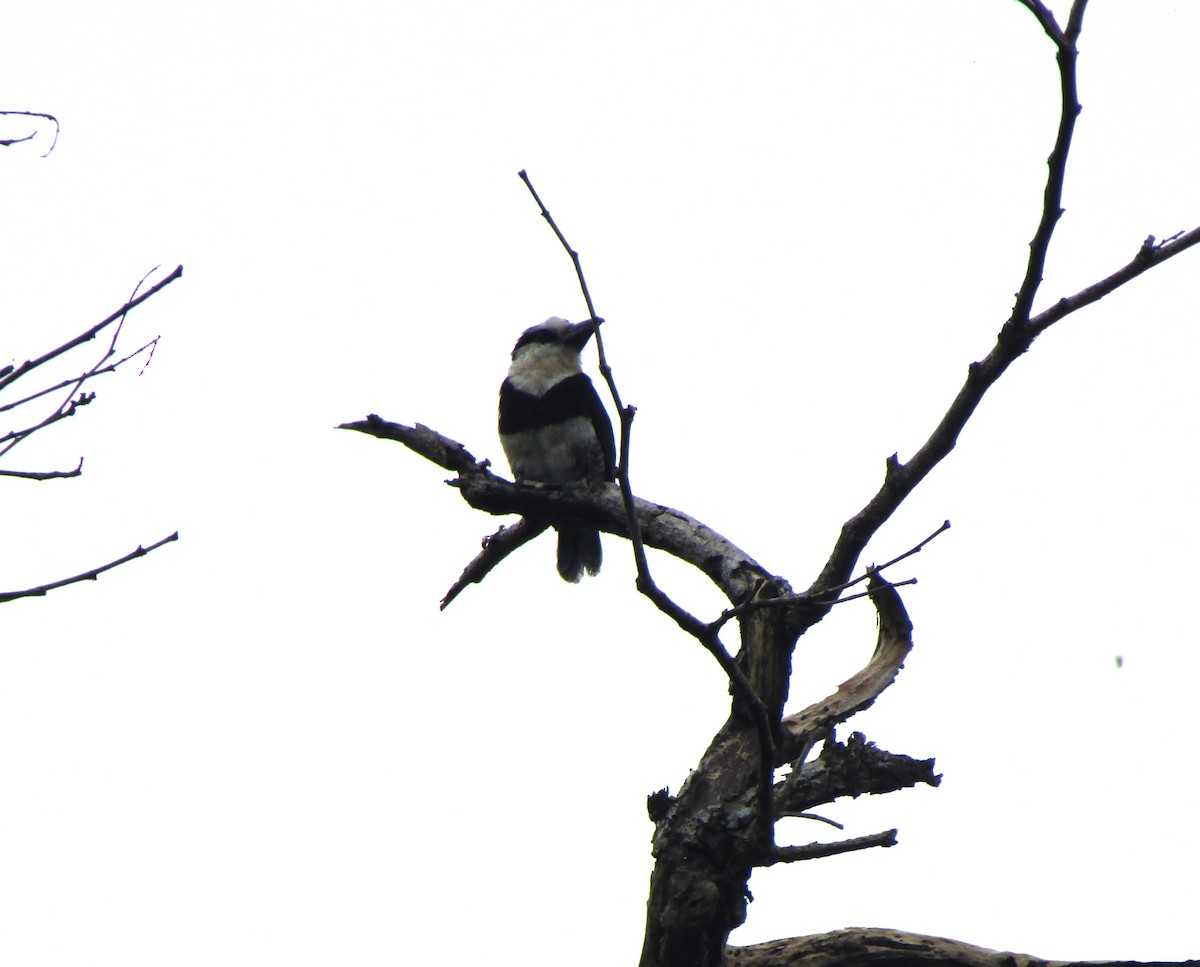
[{"x1": 507, "y1": 343, "x2": 582, "y2": 395}]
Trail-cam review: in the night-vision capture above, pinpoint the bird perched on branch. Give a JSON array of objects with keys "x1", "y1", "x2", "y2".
[{"x1": 498, "y1": 316, "x2": 616, "y2": 582}]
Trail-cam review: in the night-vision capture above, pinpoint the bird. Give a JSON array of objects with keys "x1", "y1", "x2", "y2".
[{"x1": 498, "y1": 316, "x2": 616, "y2": 582}]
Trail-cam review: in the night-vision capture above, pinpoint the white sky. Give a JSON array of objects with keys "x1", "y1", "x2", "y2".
[{"x1": 2, "y1": 1, "x2": 1198, "y2": 964}]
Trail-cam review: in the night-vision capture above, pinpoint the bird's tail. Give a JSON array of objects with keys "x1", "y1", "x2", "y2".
[{"x1": 556, "y1": 527, "x2": 602, "y2": 583}]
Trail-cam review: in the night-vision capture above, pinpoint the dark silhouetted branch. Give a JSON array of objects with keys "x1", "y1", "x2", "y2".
[
  {"x1": 1011, "y1": 0, "x2": 1088, "y2": 326},
  {"x1": 0, "y1": 457, "x2": 84, "y2": 481},
  {"x1": 0, "y1": 265, "x2": 182, "y2": 396},
  {"x1": 776, "y1": 732, "x2": 941, "y2": 818},
  {"x1": 439, "y1": 518, "x2": 550, "y2": 610},
  {"x1": 517, "y1": 171, "x2": 777, "y2": 815},
  {"x1": 761, "y1": 828, "x2": 897, "y2": 866},
  {"x1": 0, "y1": 532, "x2": 179, "y2": 604}
]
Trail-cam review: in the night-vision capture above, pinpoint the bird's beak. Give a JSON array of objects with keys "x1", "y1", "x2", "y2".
[{"x1": 562, "y1": 317, "x2": 601, "y2": 351}]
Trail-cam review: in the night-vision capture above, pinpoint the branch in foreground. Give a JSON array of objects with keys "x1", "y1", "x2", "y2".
[
  {"x1": 724, "y1": 926, "x2": 1199, "y2": 967},
  {"x1": 0, "y1": 532, "x2": 179, "y2": 604}
]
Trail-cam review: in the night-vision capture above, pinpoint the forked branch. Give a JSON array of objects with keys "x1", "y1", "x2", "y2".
[{"x1": 802, "y1": 2, "x2": 1197, "y2": 632}]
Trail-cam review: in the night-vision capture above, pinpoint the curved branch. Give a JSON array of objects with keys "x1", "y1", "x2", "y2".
[{"x1": 779, "y1": 573, "x2": 913, "y2": 761}]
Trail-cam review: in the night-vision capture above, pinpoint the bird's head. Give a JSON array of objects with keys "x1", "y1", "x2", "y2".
[{"x1": 510, "y1": 316, "x2": 600, "y2": 362}]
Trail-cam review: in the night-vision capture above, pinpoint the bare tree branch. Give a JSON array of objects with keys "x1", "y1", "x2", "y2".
[
  {"x1": 1012, "y1": 2, "x2": 1062, "y2": 44},
  {"x1": 1012, "y1": 0, "x2": 1088, "y2": 325},
  {"x1": 708, "y1": 521, "x2": 950, "y2": 634},
  {"x1": 0, "y1": 457, "x2": 84, "y2": 481},
  {"x1": 0, "y1": 337, "x2": 159, "y2": 417},
  {"x1": 0, "y1": 532, "x2": 179, "y2": 604},
  {"x1": 1029, "y1": 227, "x2": 1200, "y2": 338},
  {"x1": 779, "y1": 573, "x2": 914, "y2": 761},
  {"x1": 439, "y1": 517, "x2": 550, "y2": 609},
  {"x1": 338, "y1": 416, "x2": 481, "y2": 475},
  {"x1": 775, "y1": 732, "x2": 941, "y2": 818},
  {"x1": 517, "y1": 172, "x2": 778, "y2": 816},
  {"x1": 2, "y1": 266, "x2": 182, "y2": 601},
  {"x1": 1, "y1": 391, "x2": 95, "y2": 453},
  {"x1": 801, "y1": 219, "x2": 1200, "y2": 632},
  {"x1": 340, "y1": 416, "x2": 773, "y2": 606},
  {"x1": 760, "y1": 828, "x2": 897, "y2": 866},
  {"x1": 0, "y1": 110, "x2": 60, "y2": 156},
  {"x1": 0, "y1": 264, "x2": 182, "y2": 396}
]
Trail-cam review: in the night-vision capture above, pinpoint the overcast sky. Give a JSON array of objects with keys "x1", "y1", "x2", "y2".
[{"x1": 2, "y1": 1, "x2": 1198, "y2": 964}]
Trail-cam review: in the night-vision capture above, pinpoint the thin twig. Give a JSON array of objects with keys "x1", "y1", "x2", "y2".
[
  {"x1": 0, "y1": 392, "x2": 94, "y2": 453},
  {"x1": 1010, "y1": 0, "x2": 1089, "y2": 326},
  {"x1": 761, "y1": 828, "x2": 897, "y2": 866},
  {"x1": 1012, "y1": 0, "x2": 1063, "y2": 44},
  {"x1": 0, "y1": 337, "x2": 159, "y2": 415},
  {"x1": 820, "y1": 578, "x2": 916, "y2": 607},
  {"x1": 519, "y1": 170, "x2": 777, "y2": 832},
  {"x1": 791, "y1": 813, "x2": 845, "y2": 830},
  {"x1": 829, "y1": 520, "x2": 950, "y2": 594},
  {"x1": 0, "y1": 264, "x2": 182, "y2": 395},
  {"x1": 517, "y1": 170, "x2": 625, "y2": 415},
  {"x1": 0, "y1": 532, "x2": 179, "y2": 604},
  {"x1": 0, "y1": 457, "x2": 84, "y2": 481},
  {"x1": 708, "y1": 520, "x2": 949, "y2": 633}
]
